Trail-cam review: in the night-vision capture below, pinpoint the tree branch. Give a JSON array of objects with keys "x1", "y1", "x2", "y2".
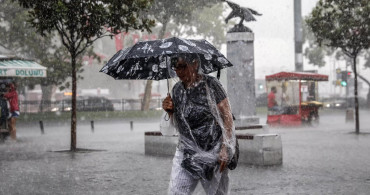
[
  {"x1": 57, "y1": 31, "x2": 70, "y2": 52},
  {"x1": 75, "y1": 40, "x2": 92, "y2": 57},
  {"x1": 357, "y1": 73, "x2": 370, "y2": 87},
  {"x1": 56, "y1": 21, "x2": 72, "y2": 49},
  {"x1": 75, "y1": 33, "x2": 112, "y2": 57},
  {"x1": 341, "y1": 48, "x2": 353, "y2": 58}
]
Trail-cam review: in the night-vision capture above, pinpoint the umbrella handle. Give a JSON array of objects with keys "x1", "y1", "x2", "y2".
[
  {"x1": 164, "y1": 91, "x2": 172, "y2": 121},
  {"x1": 167, "y1": 78, "x2": 170, "y2": 93},
  {"x1": 164, "y1": 92, "x2": 172, "y2": 121},
  {"x1": 165, "y1": 56, "x2": 172, "y2": 121}
]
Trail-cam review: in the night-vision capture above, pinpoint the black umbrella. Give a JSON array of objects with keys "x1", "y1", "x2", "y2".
[{"x1": 100, "y1": 37, "x2": 233, "y2": 91}]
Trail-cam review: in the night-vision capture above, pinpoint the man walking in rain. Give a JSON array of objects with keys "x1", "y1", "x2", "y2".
[{"x1": 162, "y1": 54, "x2": 236, "y2": 195}]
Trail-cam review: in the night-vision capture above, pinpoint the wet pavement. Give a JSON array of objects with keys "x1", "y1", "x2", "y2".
[{"x1": 1, "y1": 110, "x2": 370, "y2": 194}]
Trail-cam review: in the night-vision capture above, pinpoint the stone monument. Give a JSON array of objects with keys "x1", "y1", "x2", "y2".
[
  {"x1": 223, "y1": 1, "x2": 283, "y2": 166},
  {"x1": 224, "y1": 0, "x2": 262, "y2": 127}
]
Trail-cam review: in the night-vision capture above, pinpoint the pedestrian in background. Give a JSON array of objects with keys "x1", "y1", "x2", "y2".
[
  {"x1": 4, "y1": 82, "x2": 20, "y2": 140},
  {"x1": 268, "y1": 86, "x2": 279, "y2": 112}
]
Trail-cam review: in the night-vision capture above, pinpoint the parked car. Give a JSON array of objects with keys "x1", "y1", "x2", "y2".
[
  {"x1": 321, "y1": 98, "x2": 347, "y2": 109},
  {"x1": 79, "y1": 96, "x2": 114, "y2": 111},
  {"x1": 320, "y1": 97, "x2": 366, "y2": 109}
]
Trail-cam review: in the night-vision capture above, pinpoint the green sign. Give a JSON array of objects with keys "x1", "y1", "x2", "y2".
[
  {"x1": 0, "y1": 69, "x2": 8, "y2": 76},
  {"x1": 15, "y1": 69, "x2": 44, "y2": 77},
  {"x1": 0, "y1": 69, "x2": 46, "y2": 77}
]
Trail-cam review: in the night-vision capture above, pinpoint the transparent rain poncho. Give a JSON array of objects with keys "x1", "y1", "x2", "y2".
[{"x1": 167, "y1": 63, "x2": 236, "y2": 194}]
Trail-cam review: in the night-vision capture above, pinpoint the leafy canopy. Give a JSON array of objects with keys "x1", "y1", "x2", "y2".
[
  {"x1": 306, "y1": 0, "x2": 370, "y2": 57},
  {"x1": 0, "y1": 0, "x2": 99, "y2": 90},
  {"x1": 0, "y1": 0, "x2": 70, "y2": 87},
  {"x1": 15, "y1": 0, "x2": 155, "y2": 57}
]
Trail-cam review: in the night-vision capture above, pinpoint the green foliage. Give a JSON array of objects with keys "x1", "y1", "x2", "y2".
[
  {"x1": 306, "y1": 0, "x2": 370, "y2": 57},
  {"x1": 304, "y1": 13, "x2": 370, "y2": 69},
  {"x1": 130, "y1": 1, "x2": 229, "y2": 47},
  {"x1": 147, "y1": 0, "x2": 221, "y2": 39},
  {"x1": 304, "y1": 0, "x2": 370, "y2": 74},
  {"x1": 15, "y1": 0, "x2": 155, "y2": 57},
  {"x1": 170, "y1": 3, "x2": 230, "y2": 49},
  {"x1": 12, "y1": 0, "x2": 155, "y2": 90},
  {"x1": 304, "y1": 46, "x2": 326, "y2": 67},
  {"x1": 0, "y1": 0, "x2": 71, "y2": 90},
  {"x1": 303, "y1": 17, "x2": 330, "y2": 67}
]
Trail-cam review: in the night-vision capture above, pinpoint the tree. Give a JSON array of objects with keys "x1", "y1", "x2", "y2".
[
  {"x1": 140, "y1": 0, "x2": 221, "y2": 111},
  {"x1": 306, "y1": 0, "x2": 370, "y2": 133},
  {"x1": 303, "y1": 16, "x2": 370, "y2": 109},
  {"x1": 0, "y1": 0, "x2": 85, "y2": 112},
  {"x1": 15, "y1": 0, "x2": 155, "y2": 150}
]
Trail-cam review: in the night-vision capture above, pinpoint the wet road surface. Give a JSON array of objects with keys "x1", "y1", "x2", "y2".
[{"x1": 1, "y1": 110, "x2": 370, "y2": 194}]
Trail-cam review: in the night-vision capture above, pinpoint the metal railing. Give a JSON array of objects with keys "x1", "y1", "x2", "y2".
[{"x1": 19, "y1": 98, "x2": 163, "y2": 113}]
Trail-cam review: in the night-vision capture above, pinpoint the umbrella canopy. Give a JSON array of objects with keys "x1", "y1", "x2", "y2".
[{"x1": 100, "y1": 37, "x2": 233, "y2": 81}]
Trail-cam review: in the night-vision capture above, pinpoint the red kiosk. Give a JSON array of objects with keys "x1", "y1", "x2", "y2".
[{"x1": 265, "y1": 72, "x2": 329, "y2": 126}]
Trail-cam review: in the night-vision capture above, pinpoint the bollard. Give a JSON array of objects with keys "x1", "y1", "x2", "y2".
[
  {"x1": 91, "y1": 120, "x2": 94, "y2": 132},
  {"x1": 39, "y1": 121, "x2": 44, "y2": 134},
  {"x1": 130, "y1": 121, "x2": 133, "y2": 131},
  {"x1": 345, "y1": 109, "x2": 354, "y2": 123}
]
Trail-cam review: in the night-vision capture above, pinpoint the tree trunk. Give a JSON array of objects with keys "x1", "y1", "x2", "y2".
[
  {"x1": 39, "y1": 84, "x2": 54, "y2": 112},
  {"x1": 353, "y1": 55, "x2": 360, "y2": 133},
  {"x1": 71, "y1": 55, "x2": 77, "y2": 151},
  {"x1": 141, "y1": 80, "x2": 152, "y2": 111},
  {"x1": 141, "y1": 17, "x2": 169, "y2": 111}
]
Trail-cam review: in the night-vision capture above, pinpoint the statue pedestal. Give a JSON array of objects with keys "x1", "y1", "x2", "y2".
[
  {"x1": 225, "y1": 31, "x2": 283, "y2": 165},
  {"x1": 226, "y1": 32, "x2": 259, "y2": 127},
  {"x1": 144, "y1": 131, "x2": 283, "y2": 166},
  {"x1": 237, "y1": 133, "x2": 283, "y2": 166}
]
